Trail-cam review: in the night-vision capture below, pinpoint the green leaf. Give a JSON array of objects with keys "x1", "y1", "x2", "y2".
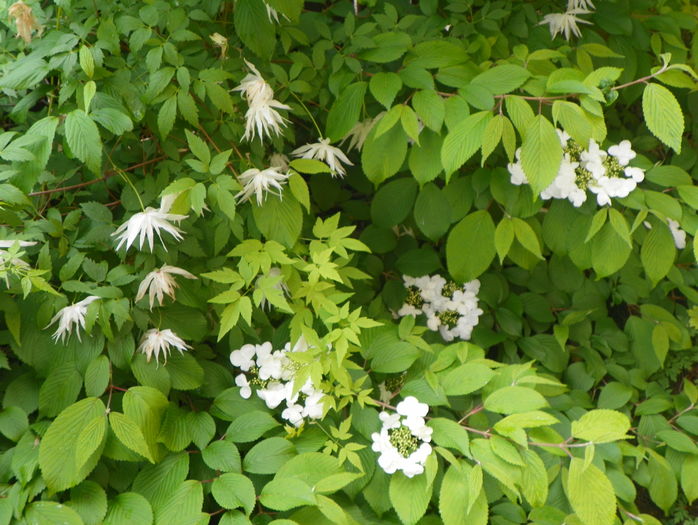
[
  {"x1": 648, "y1": 451, "x2": 678, "y2": 513},
  {"x1": 408, "y1": 129, "x2": 443, "y2": 184},
  {"x1": 64, "y1": 109, "x2": 102, "y2": 174},
  {"x1": 441, "y1": 111, "x2": 491, "y2": 177},
  {"x1": 326, "y1": 82, "x2": 367, "y2": 141},
  {"x1": 495, "y1": 218, "x2": 515, "y2": 263},
  {"x1": 481, "y1": 114, "x2": 504, "y2": 165},
  {"x1": 25, "y1": 501, "x2": 85, "y2": 525},
  {"x1": 226, "y1": 410, "x2": 280, "y2": 443},
  {"x1": 681, "y1": 454, "x2": 698, "y2": 504},
  {"x1": 429, "y1": 418, "x2": 470, "y2": 456},
  {"x1": 512, "y1": 218, "x2": 543, "y2": 259},
  {"x1": 370, "y1": 178, "x2": 418, "y2": 229},
  {"x1": 369, "y1": 73, "x2": 402, "y2": 109},
  {"x1": 571, "y1": 409, "x2": 631, "y2": 443},
  {"x1": 39, "y1": 397, "x2": 107, "y2": 492},
  {"x1": 641, "y1": 220, "x2": 676, "y2": 285},
  {"x1": 567, "y1": 458, "x2": 616, "y2": 525},
  {"x1": 154, "y1": 480, "x2": 203, "y2": 525},
  {"x1": 591, "y1": 223, "x2": 632, "y2": 278},
  {"x1": 552, "y1": 101, "x2": 593, "y2": 147},
  {"x1": 252, "y1": 194, "x2": 303, "y2": 249},
  {"x1": 184, "y1": 130, "x2": 210, "y2": 165},
  {"x1": 642, "y1": 83, "x2": 684, "y2": 153},
  {"x1": 505, "y1": 96, "x2": 535, "y2": 135},
  {"x1": 260, "y1": 478, "x2": 317, "y2": 510},
  {"x1": 439, "y1": 462, "x2": 488, "y2": 525},
  {"x1": 362, "y1": 120, "x2": 408, "y2": 184},
  {"x1": 440, "y1": 362, "x2": 494, "y2": 396},
  {"x1": 471, "y1": 65, "x2": 531, "y2": 95},
  {"x1": 68, "y1": 481, "x2": 108, "y2": 525},
  {"x1": 84, "y1": 355, "x2": 110, "y2": 397},
  {"x1": 234, "y1": 0, "x2": 275, "y2": 59},
  {"x1": 413, "y1": 183, "x2": 451, "y2": 240},
  {"x1": 0, "y1": 406, "x2": 28, "y2": 441},
  {"x1": 243, "y1": 437, "x2": 295, "y2": 474},
  {"x1": 104, "y1": 493, "x2": 153, "y2": 525},
  {"x1": 157, "y1": 404, "x2": 192, "y2": 452},
  {"x1": 75, "y1": 415, "x2": 107, "y2": 472},
  {"x1": 446, "y1": 210, "x2": 496, "y2": 282},
  {"x1": 412, "y1": 90, "x2": 445, "y2": 132},
  {"x1": 358, "y1": 32, "x2": 412, "y2": 63},
  {"x1": 157, "y1": 96, "x2": 177, "y2": 139},
  {"x1": 289, "y1": 158, "x2": 331, "y2": 174},
  {"x1": 109, "y1": 411, "x2": 155, "y2": 463},
  {"x1": 132, "y1": 453, "x2": 189, "y2": 510},
  {"x1": 520, "y1": 115, "x2": 563, "y2": 195},
  {"x1": 91, "y1": 108, "x2": 134, "y2": 135},
  {"x1": 521, "y1": 449, "x2": 548, "y2": 508},
  {"x1": 484, "y1": 386, "x2": 548, "y2": 414},
  {"x1": 212, "y1": 473, "x2": 256, "y2": 514},
  {"x1": 401, "y1": 106, "x2": 421, "y2": 144},
  {"x1": 390, "y1": 471, "x2": 433, "y2": 525}
]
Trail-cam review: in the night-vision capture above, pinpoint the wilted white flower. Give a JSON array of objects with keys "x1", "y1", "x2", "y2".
[
  {"x1": 540, "y1": 9, "x2": 592, "y2": 40},
  {"x1": 46, "y1": 296, "x2": 100, "y2": 343},
  {"x1": 209, "y1": 32, "x2": 228, "y2": 59},
  {"x1": 668, "y1": 219, "x2": 687, "y2": 249},
  {"x1": 113, "y1": 208, "x2": 187, "y2": 252},
  {"x1": 8, "y1": 1, "x2": 41, "y2": 43},
  {"x1": 235, "y1": 167, "x2": 290, "y2": 205},
  {"x1": 136, "y1": 265, "x2": 197, "y2": 309},
  {"x1": 138, "y1": 328, "x2": 191, "y2": 365},
  {"x1": 269, "y1": 152, "x2": 290, "y2": 171},
  {"x1": 234, "y1": 60, "x2": 290, "y2": 141},
  {"x1": 292, "y1": 137, "x2": 353, "y2": 177},
  {"x1": 342, "y1": 114, "x2": 382, "y2": 151},
  {"x1": 567, "y1": 0, "x2": 594, "y2": 10}
]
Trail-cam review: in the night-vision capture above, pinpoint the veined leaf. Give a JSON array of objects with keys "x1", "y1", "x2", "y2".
[{"x1": 642, "y1": 83, "x2": 684, "y2": 153}]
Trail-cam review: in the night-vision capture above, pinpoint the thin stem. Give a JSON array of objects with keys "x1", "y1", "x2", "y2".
[{"x1": 289, "y1": 90, "x2": 323, "y2": 138}]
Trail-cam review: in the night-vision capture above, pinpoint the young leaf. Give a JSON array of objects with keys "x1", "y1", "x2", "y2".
[
  {"x1": 567, "y1": 458, "x2": 616, "y2": 525},
  {"x1": 571, "y1": 409, "x2": 631, "y2": 443},
  {"x1": 441, "y1": 111, "x2": 491, "y2": 178}
]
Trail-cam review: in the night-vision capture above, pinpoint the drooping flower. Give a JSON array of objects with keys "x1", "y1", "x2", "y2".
[
  {"x1": 113, "y1": 207, "x2": 187, "y2": 252},
  {"x1": 209, "y1": 32, "x2": 228, "y2": 59},
  {"x1": 233, "y1": 60, "x2": 290, "y2": 141},
  {"x1": 235, "y1": 167, "x2": 290, "y2": 205},
  {"x1": 46, "y1": 296, "x2": 100, "y2": 343},
  {"x1": 8, "y1": 1, "x2": 41, "y2": 43},
  {"x1": 138, "y1": 328, "x2": 191, "y2": 365},
  {"x1": 136, "y1": 265, "x2": 197, "y2": 309},
  {"x1": 540, "y1": 9, "x2": 592, "y2": 40},
  {"x1": 269, "y1": 152, "x2": 290, "y2": 171},
  {"x1": 0, "y1": 240, "x2": 36, "y2": 248},
  {"x1": 342, "y1": 114, "x2": 382, "y2": 151},
  {"x1": 292, "y1": 137, "x2": 353, "y2": 177},
  {"x1": 567, "y1": 0, "x2": 595, "y2": 10}
]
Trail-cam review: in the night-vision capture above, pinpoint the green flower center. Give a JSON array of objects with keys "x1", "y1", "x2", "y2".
[
  {"x1": 442, "y1": 281, "x2": 461, "y2": 297},
  {"x1": 438, "y1": 310, "x2": 460, "y2": 328},
  {"x1": 406, "y1": 286, "x2": 425, "y2": 309},
  {"x1": 385, "y1": 374, "x2": 406, "y2": 393},
  {"x1": 602, "y1": 155, "x2": 624, "y2": 178},
  {"x1": 248, "y1": 366, "x2": 268, "y2": 388},
  {"x1": 389, "y1": 425, "x2": 419, "y2": 457},
  {"x1": 575, "y1": 167, "x2": 593, "y2": 189}
]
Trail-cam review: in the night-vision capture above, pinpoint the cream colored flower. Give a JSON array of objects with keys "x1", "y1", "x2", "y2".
[
  {"x1": 8, "y1": 1, "x2": 41, "y2": 44},
  {"x1": 209, "y1": 32, "x2": 228, "y2": 59},
  {"x1": 113, "y1": 208, "x2": 187, "y2": 252},
  {"x1": 233, "y1": 60, "x2": 290, "y2": 141},
  {"x1": 292, "y1": 137, "x2": 353, "y2": 177},
  {"x1": 540, "y1": 9, "x2": 592, "y2": 40},
  {"x1": 235, "y1": 167, "x2": 290, "y2": 205},
  {"x1": 138, "y1": 328, "x2": 191, "y2": 365},
  {"x1": 136, "y1": 265, "x2": 197, "y2": 309},
  {"x1": 46, "y1": 296, "x2": 100, "y2": 343},
  {"x1": 342, "y1": 114, "x2": 382, "y2": 152}
]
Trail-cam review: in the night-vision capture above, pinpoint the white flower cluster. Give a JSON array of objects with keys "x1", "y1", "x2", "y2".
[
  {"x1": 397, "y1": 275, "x2": 483, "y2": 342},
  {"x1": 539, "y1": 0, "x2": 594, "y2": 41},
  {"x1": 371, "y1": 397, "x2": 433, "y2": 478},
  {"x1": 508, "y1": 131, "x2": 645, "y2": 208},
  {"x1": 230, "y1": 340, "x2": 325, "y2": 427}
]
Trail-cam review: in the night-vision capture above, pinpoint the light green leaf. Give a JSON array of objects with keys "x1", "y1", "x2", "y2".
[
  {"x1": 412, "y1": 90, "x2": 444, "y2": 132},
  {"x1": 439, "y1": 462, "x2": 488, "y2": 525},
  {"x1": 243, "y1": 437, "x2": 295, "y2": 474},
  {"x1": 681, "y1": 455, "x2": 698, "y2": 504},
  {"x1": 441, "y1": 111, "x2": 491, "y2": 177},
  {"x1": 326, "y1": 82, "x2": 367, "y2": 141},
  {"x1": 481, "y1": 114, "x2": 504, "y2": 165},
  {"x1": 154, "y1": 480, "x2": 203, "y2": 525},
  {"x1": 642, "y1": 83, "x2": 684, "y2": 153},
  {"x1": 520, "y1": 115, "x2": 563, "y2": 195},
  {"x1": 567, "y1": 458, "x2": 616, "y2": 525},
  {"x1": 109, "y1": 412, "x2": 155, "y2": 463},
  {"x1": 369, "y1": 73, "x2": 402, "y2": 109},
  {"x1": 390, "y1": 471, "x2": 433, "y2": 525},
  {"x1": 495, "y1": 218, "x2": 515, "y2": 263},
  {"x1": 648, "y1": 451, "x2": 678, "y2": 513},
  {"x1": 252, "y1": 194, "x2": 303, "y2": 249},
  {"x1": 440, "y1": 362, "x2": 494, "y2": 396},
  {"x1": 25, "y1": 501, "x2": 85, "y2": 525},
  {"x1": 68, "y1": 481, "x2": 108, "y2": 525},
  {"x1": 484, "y1": 386, "x2": 548, "y2": 414},
  {"x1": 212, "y1": 473, "x2": 256, "y2": 514},
  {"x1": 261, "y1": 478, "x2": 316, "y2": 511},
  {"x1": 471, "y1": 65, "x2": 531, "y2": 95},
  {"x1": 641, "y1": 220, "x2": 676, "y2": 285},
  {"x1": 512, "y1": 217, "x2": 543, "y2": 259},
  {"x1": 157, "y1": 96, "x2": 177, "y2": 139},
  {"x1": 571, "y1": 409, "x2": 631, "y2": 443},
  {"x1": 104, "y1": 493, "x2": 153, "y2": 525}
]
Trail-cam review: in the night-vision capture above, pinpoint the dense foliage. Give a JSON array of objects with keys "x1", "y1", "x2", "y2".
[{"x1": 0, "y1": 0, "x2": 696, "y2": 524}]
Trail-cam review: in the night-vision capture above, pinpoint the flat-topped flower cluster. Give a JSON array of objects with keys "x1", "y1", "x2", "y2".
[
  {"x1": 398, "y1": 274, "x2": 483, "y2": 342},
  {"x1": 230, "y1": 339, "x2": 325, "y2": 427},
  {"x1": 508, "y1": 131, "x2": 645, "y2": 207},
  {"x1": 371, "y1": 396, "x2": 433, "y2": 478}
]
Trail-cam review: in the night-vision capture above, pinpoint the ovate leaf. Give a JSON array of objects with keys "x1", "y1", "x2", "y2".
[
  {"x1": 441, "y1": 111, "x2": 491, "y2": 177},
  {"x1": 642, "y1": 83, "x2": 684, "y2": 153},
  {"x1": 326, "y1": 82, "x2": 367, "y2": 141},
  {"x1": 64, "y1": 110, "x2": 102, "y2": 174},
  {"x1": 520, "y1": 115, "x2": 562, "y2": 195},
  {"x1": 446, "y1": 210, "x2": 496, "y2": 282},
  {"x1": 567, "y1": 458, "x2": 616, "y2": 525},
  {"x1": 389, "y1": 471, "x2": 433, "y2": 525},
  {"x1": 571, "y1": 409, "x2": 631, "y2": 443}
]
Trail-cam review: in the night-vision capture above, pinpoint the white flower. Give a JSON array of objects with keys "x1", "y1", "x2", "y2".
[
  {"x1": 0, "y1": 240, "x2": 36, "y2": 248},
  {"x1": 257, "y1": 381, "x2": 289, "y2": 409},
  {"x1": 257, "y1": 350, "x2": 288, "y2": 381},
  {"x1": 282, "y1": 403, "x2": 305, "y2": 426},
  {"x1": 379, "y1": 411, "x2": 402, "y2": 429},
  {"x1": 112, "y1": 208, "x2": 187, "y2": 252},
  {"x1": 138, "y1": 328, "x2": 191, "y2": 365},
  {"x1": 608, "y1": 140, "x2": 636, "y2": 166},
  {"x1": 668, "y1": 219, "x2": 687, "y2": 249},
  {"x1": 234, "y1": 60, "x2": 290, "y2": 141},
  {"x1": 396, "y1": 396, "x2": 429, "y2": 419},
  {"x1": 136, "y1": 265, "x2": 197, "y2": 309},
  {"x1": 540, "y1": 9, "x2": 592, "y2": 41},
  {"x1": 302, "y1": 390, "x2": 325, "y2": 420},
  {"x1": 46, "y1": 296, "x2": 100, "y2": 343},
  {"x1": 292, "y1": 137, "x2": 353, "y2": 177},
  {"x1": 209, "y1": 32, "x2": 228, "y2": 59},
  {"x1": 567, "y1": 0, "x2": 595, "y2": 10},
  {"x1": 235, "y1": 167, "x2": 290, "y2": 206},
  {"x1": 624, "y1": 166, "x2": 645, "y2": 183},
  {"x1": 507, "y1": 150, "x2": 528, "y2": 186},
  {"x1": 342, "y1": 114, "x2": 382, "y2": 151},
  {"x1": 230, "y1": 343, "x2": 258, "y2": 371},
  {"x1": 235, "y1": 373, "x2": 252, "y2": 399}
]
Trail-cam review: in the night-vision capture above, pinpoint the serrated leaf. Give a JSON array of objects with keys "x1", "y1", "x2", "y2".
[
  {"x1": 484, "y1": 386, "x2": 548, "y2": 414},
  {"x1": 212, "y1": 473, "x2": 256, "y2": 514},
  {"x1": 481, "y1": 114, "x2": 504, "y2": 165},
  {"x1": 441, "y1": 111, "x2": 491, "y2": 177},
  {"x1": 571, "y1": 409, "x2": 631, "y2": 443},
  {"x1": 326, "y1": 81, "x2": 367, "y2": 141},
  {"x1": 642, "y1": 83, "x2": 684, "y2": 153},
  {"x1": 439, "y1": 462, "x2": 488, "y2": 525},
  {"x1": 446, "y1": 210, "x2": 496, "y2": 282},
  {"x1": 157, "y1": 96, "x2": 177, "y2": 139},
  {"x1": 567, "y1": 458, "x2": 616, "y2": 525},
  {"x1": 390, "y1": 471, "x2": 432, "y2": 525},
  {"x1": 495, "y1": 218, "x2": 514, "y2": 263},
  {"x1": 65, "y1": 109, "x2": 102, "y2": 174},
  {"x1": 520, "y1": 115, "x2": 563, "y2": 195},
  {"x1": 104, "y1": 493, "x2": 153, "y2": 525},
  {"x1": 109, "y1": 411, "x2": 155, "y2": 463},
  {"x1": 641, "y1": 220, "x2": 676, "y2": 285}
]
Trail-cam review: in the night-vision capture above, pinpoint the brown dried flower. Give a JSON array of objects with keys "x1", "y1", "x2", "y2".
[{"x1": 8, "y1": 1, "x2": 41, "y2": 44}]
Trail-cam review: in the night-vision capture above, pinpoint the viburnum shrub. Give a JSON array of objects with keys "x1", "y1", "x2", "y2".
[{"x1": 0, "y1": 0, "x2": 697, "y2": 524}]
